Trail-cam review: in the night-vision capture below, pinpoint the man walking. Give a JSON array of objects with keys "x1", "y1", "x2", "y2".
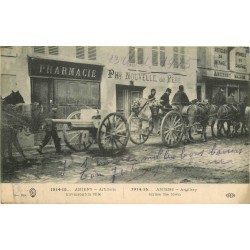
[{"x1": 37, "y1": 104, "x2": 62, "y2": 154}]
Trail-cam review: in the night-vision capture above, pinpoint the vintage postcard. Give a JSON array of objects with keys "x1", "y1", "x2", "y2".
[{"x1": 1, "y1": 46, "x2": 249, "y2": 203}]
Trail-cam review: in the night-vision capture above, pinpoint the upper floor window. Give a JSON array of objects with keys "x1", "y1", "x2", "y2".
[
  {"x1": 88, "y1": 46, "x2": 96, "y2": 60},
  {"x1": 129, "y1": 46, "x2": 144, "y2": 65},
  {"x1": 0, "y1": 46, "x2": 13, "y2": 49},
  {"x1": 33, "y1": 46, "x2": 59, "y2": 55},
  {"x1": 48, "y1": 46, "x2": 59, "y2": 55},
  {"x1": 75, "y1": 46, "x2": 96, "y2": 60},
  {"x1": 76, "y1": 46, "x2": 85, "y2": 59},
  {"x1": 152, "y1": 46, "x2": 166, "y2": 66},
  {"x1": 173, "y1": 47, "x2": 185, "y2": 69},
  {"x1": 34, "y1": 46, "x2": 46, "y2": 54}
]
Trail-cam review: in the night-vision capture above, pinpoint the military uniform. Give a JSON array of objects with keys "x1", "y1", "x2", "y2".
[{"x1": 37, "y1": 107, "x2": 62, "y2": 154}]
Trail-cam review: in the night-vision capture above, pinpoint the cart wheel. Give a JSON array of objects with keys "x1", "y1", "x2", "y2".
[
  {"x1": 97, "y1": 112, "x2": 129, "y2": 154},
  {"x1": 161, "y1": 111, "x2": 184, "y2": 147},
  {"x1": 63, "y1": 111, "x2": 93, "y2": 152},
  {"x1": 128, "y1": 113, "x2": 151, "y2": 145}
]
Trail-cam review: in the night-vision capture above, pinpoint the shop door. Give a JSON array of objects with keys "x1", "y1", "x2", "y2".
[
  {"x1": 116, "y1": 87, "x2": 143, "y2": 118},
  {"x1": 31, "y1": 78, "x2": 53, "y2": 117}
]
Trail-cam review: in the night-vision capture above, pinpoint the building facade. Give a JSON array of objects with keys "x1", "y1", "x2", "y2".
[
  {"x1": 197, "y1": 47, "x2": 250, "y2": 103},
  {"x1": 1, "y1": 46, "x2": 197, "y2": 147}
]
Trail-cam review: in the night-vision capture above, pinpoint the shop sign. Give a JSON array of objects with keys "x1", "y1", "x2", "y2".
[
  {"x1": 28, "y1": 57, "x2": 103, "y2": 81},
  {"x1": 235, "y1": 48, "x2": 247, "y2": 72},
  {"x1": 107, "y1": 69, "x2": 181, "y2": 84},
  {"x1": 214, "y1": 47, "x2": 228, "y2": 69},
  {"x1": 207, "y1": 69, "x2": 249, "y2": 81}
]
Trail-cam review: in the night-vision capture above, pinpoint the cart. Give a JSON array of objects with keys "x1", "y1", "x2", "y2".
[
  {"x1": 51, "y1": 107, "x2": 130, "y2": 154},
  {"x1": 128, "y1": 99, "x2": 185, "y2": 147}
]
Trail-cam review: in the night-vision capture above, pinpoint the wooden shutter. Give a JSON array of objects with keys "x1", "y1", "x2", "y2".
[
  {"x1": 152, "y1": 46, "x2": 158, "y2": 66},
  {"x1": 129, "y1": 46, "x2": 135, "y2": 63},
  {"x1": 88, "y1": 46, "x2": 96, "y2": 60},
  {"x1": 34, "y1": 46, "x2": 45, "y2": 54},
  {"x1": 76, "y1": 46, "x2": 85, "y2": 59},
  {"x1": 137, "y1": 48, "x2": 144, "y2": 64},
  {"x1": 48, "y1": 46, "x2": 59, "y2": 55},
  {"x1": 160, "y1": 46, "x2": 166, "y2": 66}
]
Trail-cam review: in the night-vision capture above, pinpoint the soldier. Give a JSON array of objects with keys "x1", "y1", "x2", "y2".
[
  {"x1": 148, "y1": 88, "x2": 156, "y2": 101},
  {"x1": 160, "y1": 88, "x2": 172, "y2": 109},
  {"x1": 227, "y1": 91, "x2": 238, "y2": 113},
  {"x1": 37, "y1": 104, "x2": 62, "y2": 154},
  {"x1": 171, "y1": 85, "x2": 190, "y2": 111},
  {"x1": 212, "y1": 88, "x2": 226, "y2": 106},
  {"x1": 227, "y1": 92, "x2": 237, "y2": 104}
]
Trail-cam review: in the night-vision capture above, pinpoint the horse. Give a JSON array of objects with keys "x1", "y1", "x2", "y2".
[
  {"x1": 217, "y1": 104, "x2": 241, "y2": 137},
  {"x1": 184, "y1": 102, "x2": 210, "y2": 143},
  {"x1": 1, "y1": 92, "x2": 43, "y2": 163}
]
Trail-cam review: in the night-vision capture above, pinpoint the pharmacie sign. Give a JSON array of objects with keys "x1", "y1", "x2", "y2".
[
  {"x1": 107, "y1": 69, "x2": 181, "y2": 83},
  {"x1": 28, "y1": 57, "x2": 103, "y2": 81}
]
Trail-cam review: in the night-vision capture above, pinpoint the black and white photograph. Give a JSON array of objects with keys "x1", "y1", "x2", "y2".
[{"x1": 1, "y1": 46, "x2": 249, "y2": 192}]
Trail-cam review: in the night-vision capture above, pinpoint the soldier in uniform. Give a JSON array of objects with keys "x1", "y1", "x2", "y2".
[
  {"x1": 227, "y1": 91, "x2": 238, "y2": 113},
  {"x1": 160, "y1": 88, "x2": 172, "y2": 109},
  {"x1": 212, "y1": 88, "x2": 227, "y2": 106},
  {"x1": 148, "y1": 88, "x2": 156, "y2": 101},
  {"x1": 171, "y1": 85, "x2": 190, "y2": 111},
  {"x1": 37, "y1": 104, "x2": 62, "y2": 154}
]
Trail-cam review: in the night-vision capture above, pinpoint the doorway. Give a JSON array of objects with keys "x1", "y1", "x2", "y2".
[{"x1": 116, "y1": 85, "x2": 145, "y2": 118}]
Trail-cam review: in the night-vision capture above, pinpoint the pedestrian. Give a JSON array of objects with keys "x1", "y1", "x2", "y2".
[
  {"x1": 171, "y1": 85, "x2": 190, "y2": 111},
  {"x1": 160, "y1": 88, "x2": 172, "y2": 109},
  {"x1": 37, "y1": 104, "x2": 62, "y2": 154}
]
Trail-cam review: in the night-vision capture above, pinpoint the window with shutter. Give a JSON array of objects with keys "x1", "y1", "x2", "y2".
[
  {"x1": 48, "y1": 46, "x2": 59, "y2": 55},
  {"x1": 129, "y1": 46, "x2": 136, "y2": 63},
  {"x1": 160, "y1": 47, "x2": 166, "y2": 66},
  {"x1": 173, "y1": 53, "x2": 179, "y2": 68},
  {"x1": 137, "y1": 48, "x2": 144, "y2": 65},
  {"x1": 88, "y1": 46, "x2": 96, "y2": 60},
  {"x1": 173, "y1": 47, "x2": 185, "y2": 69},
  {"x1": 34, "y1": 46, "x2": 45, "y2": 54},
  {"x1": 76, "y1": 46, "x2": 85, "y2": 59},
  {"x1": 152, "y1": 46, "x2": 158, "y2": 66}
]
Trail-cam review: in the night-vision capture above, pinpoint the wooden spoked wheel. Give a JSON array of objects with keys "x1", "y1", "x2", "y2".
[
  {"x1": 160, "y1": 111, "x2": 184, "y2": 147},
  {"x1": 128, "y1": 113, "x2": 151, "y2": 145},
  {"x1": 63, "y1": 111, "x2": 94, "y2": 152},
  {"x1": 97, "y1": 113, "x2": 130, "y2": 154}
]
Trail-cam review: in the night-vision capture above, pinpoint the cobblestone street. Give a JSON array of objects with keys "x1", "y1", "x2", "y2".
[{"x1": 2, "y1": 131, "x2": 249, "y2": 184}]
